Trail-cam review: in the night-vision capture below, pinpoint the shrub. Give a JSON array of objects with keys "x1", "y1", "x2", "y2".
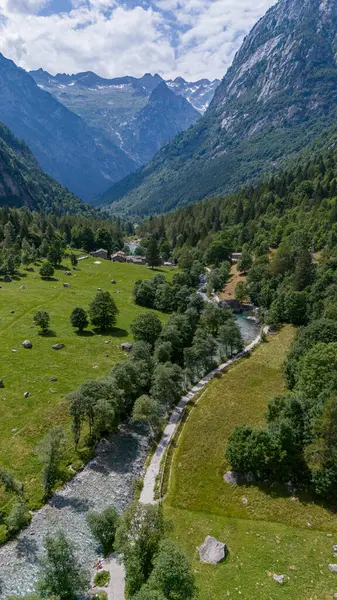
[{"x1": 94, "y1": 571, "x2": 110, "y2": 587}]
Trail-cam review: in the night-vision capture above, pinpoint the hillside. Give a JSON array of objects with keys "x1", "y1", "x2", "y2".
[
  {"x1": 30, "y1": 70, "x2": 211, "y2": 167},
  {"x1": 0, "y1": 53, "x2": 135, "y2": 201},
  {"x1": 0, "y1": 121, "x2": 92, "y2": 215},
  {"x1": 98, "y1": 0, "x2": 337, "y2": 216}
]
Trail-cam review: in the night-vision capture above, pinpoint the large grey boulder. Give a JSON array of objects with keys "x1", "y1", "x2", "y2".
[
  {"x1": 273, "y1": 574, "x2": 284, "y2": 584},
  {"x1": 198, "y1": 536, "x2": 227, "y2": 564},
  {"x1": 21, "y1": 340, "x2": 33, "y2": 349},
  {"x1": 52, "y1": 344, "x2": 65, "y2": 350},
  {"x1": 328, "y1": 564, "x2": 337, "y2": 573},
  {"x1": 63, "y1": 283, "x2": 71, "y2": 288},
  {"x1": 121, "y1": 343, "x2": 133, "y2": 353}
]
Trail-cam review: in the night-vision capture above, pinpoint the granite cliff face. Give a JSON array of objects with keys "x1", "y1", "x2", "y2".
[{"x1": 98, "y1": 0, "x2": 337, "y2": 216}]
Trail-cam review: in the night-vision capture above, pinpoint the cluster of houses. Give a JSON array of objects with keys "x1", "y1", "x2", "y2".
[
  {"x1": 90, "y1": 248, "x2": 174, "y2": 267},
  {"x1": 90, "y1": 249, "x2": 146, "y2": 264}
]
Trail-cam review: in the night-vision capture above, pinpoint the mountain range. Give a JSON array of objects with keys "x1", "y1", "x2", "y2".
[
  {"x1": 29, "y1": 69, "x2": 217, "y2": 166},
  {"x1": 0, "y1": 54, "x2": 218, "y2": 204},
  {"x1": 98, "y1": 0, "x2": 337, "y2": 217}
]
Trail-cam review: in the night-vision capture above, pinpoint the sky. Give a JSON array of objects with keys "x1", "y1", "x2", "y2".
[{"x1": 0, "y1": 0, "x2": 277, "y2": 81}]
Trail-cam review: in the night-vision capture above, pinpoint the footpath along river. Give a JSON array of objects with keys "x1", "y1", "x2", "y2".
[{"x1": 0, "y1": 317, "x2": 258, "y2": 598}]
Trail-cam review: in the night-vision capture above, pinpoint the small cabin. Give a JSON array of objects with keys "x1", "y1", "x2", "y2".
[
  {"x1": 231, "y1": 252, "x2": 242, "y2": 263},
  {"x1": 111, "y1": 251, "x2": 127, "y2": 263},
  {"x1": 126, "y1": 255, "x2": 147, "y2": 265},
  {"x1": 91, "y1": 248, "x2": 108, "y2": 260}
]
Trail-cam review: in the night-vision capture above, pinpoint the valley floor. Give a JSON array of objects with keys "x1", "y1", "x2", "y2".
[
  {"x1": 0, "y1": 257, "x2": 172, "y2": 512},
  {"x1": 164, "y1": 327, "x2": 337, "y2": 599}
]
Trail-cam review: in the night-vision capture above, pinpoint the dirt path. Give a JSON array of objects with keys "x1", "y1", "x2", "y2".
[{"x1": 139, "y1": 330, "x2": 266, "y2": 505}]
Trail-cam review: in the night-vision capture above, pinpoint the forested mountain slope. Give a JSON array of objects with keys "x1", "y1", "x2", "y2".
[
  {"x1": 0, "y1": 121, "x2": 93, "y2": 215},
  {"x1": 99, "y1": 0, "x2": 337, "y2": 216},
  {"x1": 0, "y1": 53, "x2": 135, "y2": 201}
]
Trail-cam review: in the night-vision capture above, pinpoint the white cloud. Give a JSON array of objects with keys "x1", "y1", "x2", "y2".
[{"x1": 0, "y1": 0, "x2": 277, "y2": 80}]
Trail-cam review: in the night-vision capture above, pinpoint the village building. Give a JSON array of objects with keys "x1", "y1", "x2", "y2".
[
  {"x1": 231, "y1": 252, "x2": 242, "y2": 263},
  {"x1": 111, "y1": 251, "x2": 127, "y2": 263},
  {"x1": 126, "y1": 255, "x2": 147, "y2": 265},
  {"x1": 91, "y1": 248, "x2": 108, "y2": 260}
]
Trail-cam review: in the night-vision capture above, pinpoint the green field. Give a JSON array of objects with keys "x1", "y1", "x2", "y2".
[
  {"x1": 0, "y1": 255, "x2": 173, "y2": 508},
  {"x1": 164, "y1": 327, "x2": 337, "y2": 599}
]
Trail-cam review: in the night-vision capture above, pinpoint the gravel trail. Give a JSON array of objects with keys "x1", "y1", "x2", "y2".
[
  {"x1": 0, "y1": 426, "x2": 148, "y2": 598},
  {"x1": 139, "y1": 329, "x2": 266, "y2": 505}
]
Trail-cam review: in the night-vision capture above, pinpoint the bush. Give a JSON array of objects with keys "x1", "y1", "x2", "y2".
[
  {"x1": 34, "y1": 310, "x2": 50, "y2": 334},
  {"x1": 94, "y1": 571, "x2": 110, "y2": 587},
  {"x1": 87, "y1": 506, "x2": 120, "y2": 557},
  {"x1": 131, "y1": 313, "x2": 162, "y2": 347},
  {"x1": 39, "y1": 261, "x2": 54, "y2": 279},
  {"x1": 89, "y1": 291, "x2": 119, "y2": 331},
  {"x1": 70, "y1": 307, "x2": 89, "y2": 332}
]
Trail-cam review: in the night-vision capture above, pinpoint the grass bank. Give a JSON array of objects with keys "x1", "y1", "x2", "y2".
[
  {"x1": 164, "y1": 327, "x2": 337, "y2": 599},
  {"x1": 0, "y1": 256, "x2": 173, "y2": 508}
]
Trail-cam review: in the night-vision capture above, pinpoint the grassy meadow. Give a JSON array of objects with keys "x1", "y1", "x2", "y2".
[
  {"x1": 164, "y1": 327, "x2": 337, "y2": 599},
  {"x1": 0, "y1": 255, "x2": 173, "y2": 510}
]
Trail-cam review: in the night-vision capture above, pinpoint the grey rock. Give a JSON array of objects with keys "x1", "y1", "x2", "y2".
[
  {"x1": 198, "y1": 536, "x2": 227, "y2": 564},
  {"x1": 0, "y1": 380, "x2": 4, "y2": 388},
  {"x1": 63, "y1": 283, "x2": 71, "y2": 288},
  {"x1": 111, "y1": 280, "x2": 116, "y2": 284},
  {"x1": 333, "y1": 545, "x2": 337, "y2": 553},
  {"x1": 12, "y1": 429, "x2": 17, "y2": 433},
  {"x1": 52, "y1": 344, "x2": 65, "y2": 350},
  {"x1": 24, "y1": 392, "x2": 30, "y2": 398},
  {"x1": 224, "y1": 471, "x2": 238, "y2": 485},
  {"x1": 65, "y1": 271, "x2": 72, "y2": 276},
  {"x1": 97, "y1": 288, "x2": 103, "y2": 291},
  {"x1": 273, "y1": 574, "x2": 285, "y2": 584},
  {"x1": 329, "y1": 564, "x2": 337, "y2": 573},
  {"x1": 10, "y1": 310, "x2": 15, "y2": 314},
  {"x1": 50, "y1": 377, "x2": 57, "y2": 382},
  {"x1": 49, "y1": 388, "x2": 57, "y2": 394},
  {"x1": 20, "y1": 285, "x2": 25, "y2": 290},
  {"x1": 11, "y1": 349, "x2": 17, "y2": 353},
  {"x1": 3, "y1": 275, "x2": 11, "y2": 282},
  {"x1": 120, "y1": 343, "x2": 133, "y2": 353},
  {"x1": 21, "y1": 340, "x2": 33, "y2": 349}
]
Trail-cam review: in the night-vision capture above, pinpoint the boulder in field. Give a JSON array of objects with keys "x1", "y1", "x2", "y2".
[
  {"x1": 111, "y1": 280, "x2": 116, "y2": 284},
  {"x1": 121, "y1": 343, "x2": 133, "y2": 353},
  {"x1": 198, "y1": 536, "x2": 227, "y2": 564},
  {"x1": 63, "y1": 283, "x2": 71, "y2": 288},
  {"x1": 0, "y1": 380, "x2": 4, "y2": 388},
  {"x1": 273, "y1": 574, "x2": 284, "y2": 584},
  {"x1": 52, "y1": 344, "x2": 65, "y2": 350},
  {"x1": 21, "y1": 340, "x2": 33, "y2": 349},
  {"x1": 24, "y1": 392, "x2": 30, "y2": 398},
  {"x1": 329, "y1": 564, "x2": 337, "y2": 573},
  {"x1": 3, "y1": 275, "x2": 11, "y2": 282}
]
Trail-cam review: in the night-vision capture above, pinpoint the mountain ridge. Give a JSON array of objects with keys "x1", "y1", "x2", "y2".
[
  {"x1": 0, "y1": 120, "x2": 92, "y2": 215},
  {"x1": 0, "y1": 53, "x2": 136, "y2": 201},
  {"x1": 97, "y1": 0, "x2": 337, "y2": 217}
]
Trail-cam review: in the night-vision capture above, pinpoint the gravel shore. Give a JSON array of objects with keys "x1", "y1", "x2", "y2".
[{"x1": 0, "y1": 426, "x2": 148, "y2": 598}]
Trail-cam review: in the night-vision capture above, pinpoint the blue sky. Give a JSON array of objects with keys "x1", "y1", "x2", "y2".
[{"x1": 0, "y1": 0, "x2": 277, "y2": 80}]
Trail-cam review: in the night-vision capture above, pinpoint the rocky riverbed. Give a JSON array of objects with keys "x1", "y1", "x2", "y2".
[{"x1": 0, "y1": 426, "x2": 148, "y2": 598}]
